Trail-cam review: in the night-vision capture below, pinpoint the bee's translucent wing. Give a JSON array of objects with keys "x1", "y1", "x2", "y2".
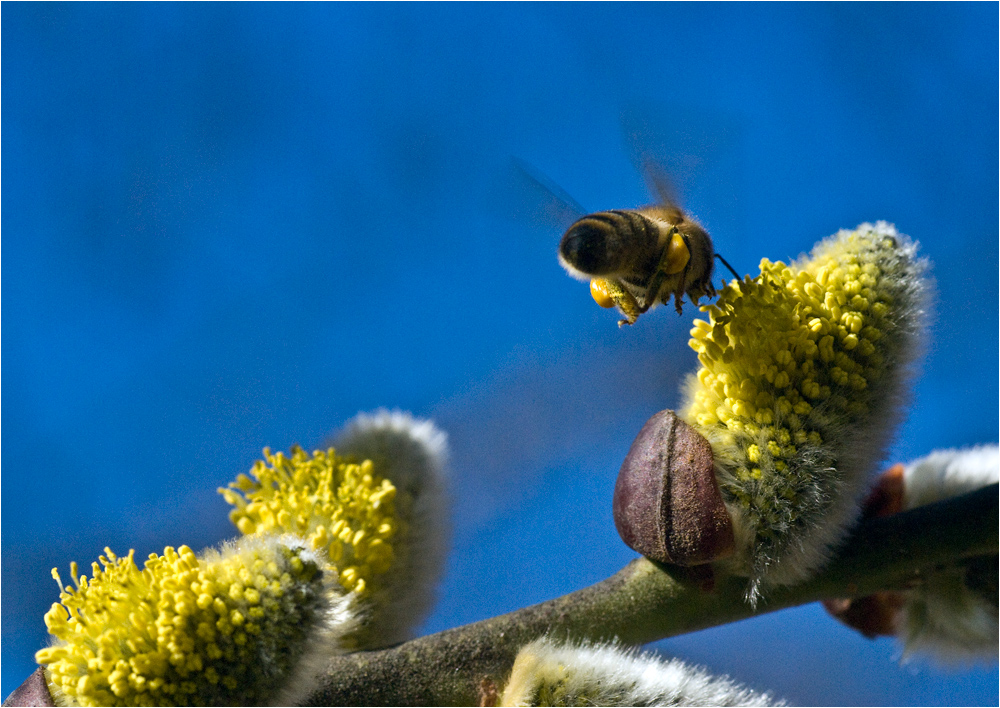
[
  {"x1": 621, "y1": 102, "x2": 742, "y2": 213},
  {"x1": 510, "y1": 157, "x2": 587, "y2": 229},
  {"x1": 621, "y1": 108, "x2": 689, "y2": 211},
  {"x1": 638, "y1": 157, "x2": 684, "y2": 212}
]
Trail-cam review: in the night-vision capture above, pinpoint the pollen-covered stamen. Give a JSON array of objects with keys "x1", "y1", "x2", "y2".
[
  {"x1": 220, "y1": 446, "x2": 399, "y2": 598},
  {"x1": 224, "y1": 412, "x2": 450, "y2": 653},
  {"x1": 329, "y1": 409, "x2": 450, "y2": 650}
]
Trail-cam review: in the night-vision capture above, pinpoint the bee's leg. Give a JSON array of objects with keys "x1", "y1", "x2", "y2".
[
  {"x1": 672, "y1": 261, "x2": 691, "y2": 314},
  {"x1": 639, "y1": 228, "x2": 692, "y2": 315},
  {"x1": 603, "y1": 279, "x2": 643, "y2": 326},
  {"x1": 685, "y1": 276, "x2": 715, "y2": 311},
  {"x1": 641, "y1": 269, "x2": 670, "y2": 311}
]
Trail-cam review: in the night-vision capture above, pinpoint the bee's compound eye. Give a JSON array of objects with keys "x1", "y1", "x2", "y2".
[
  {"x1": 590, "y1": 279, "x2": 616, "y2": 308},
  {"x1": 664, "y1": 231, "x2": 691, "y2": 274}
]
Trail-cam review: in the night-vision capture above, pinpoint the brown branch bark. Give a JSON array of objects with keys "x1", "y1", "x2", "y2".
[{"x1": 306, "y1": 484, "x2": 998, "y2": 706}]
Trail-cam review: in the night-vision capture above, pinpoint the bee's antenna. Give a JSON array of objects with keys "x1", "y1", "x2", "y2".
[{"x1": 715, "y1": 253, "x2": 740, "y2": 281}]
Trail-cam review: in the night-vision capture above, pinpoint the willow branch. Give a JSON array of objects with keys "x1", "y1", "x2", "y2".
[{"x1": 308, "y1": 483, "x2": 998, "y2": 706}]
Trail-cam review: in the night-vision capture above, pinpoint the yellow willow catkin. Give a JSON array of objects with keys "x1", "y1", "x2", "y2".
[
  {"x1": 221, "y1": 410, "x2": 449, "y2": 650},
  {"x1": 682, "y1": 222, "x2": 927, "y2": 600},
  {"x1": 220, "y1": 446, "x2": 398, "y2": 601},
  {"x1": 35, "y1": 536, "x2": 351, "y2": 707}
]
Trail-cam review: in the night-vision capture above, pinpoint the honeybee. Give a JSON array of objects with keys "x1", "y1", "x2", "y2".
[{"x1": 557, "y1": 163, "x2": 737, "y2": 326}]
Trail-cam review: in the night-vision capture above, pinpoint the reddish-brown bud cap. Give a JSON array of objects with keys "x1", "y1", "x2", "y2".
[
  {"x1": 613, "y1": 410, "x2": 734, "y2": 566},
  {"x1": 861, "y1": 463, "x2": 906, "y2": 519},
  {"x1": 822, "y1": 592, "x2": 906, "y2": 638},
  {"x1": 2, "y1": 668, "x2": 53, "y2": 707}
]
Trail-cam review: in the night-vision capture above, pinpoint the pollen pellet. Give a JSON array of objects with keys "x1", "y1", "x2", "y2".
[
  {"x1": 589, "y1": 278, "x2": 616, "y2": 308},
  {"x1": 663, "y1": 230, "x2": 691, "y2": 274}
]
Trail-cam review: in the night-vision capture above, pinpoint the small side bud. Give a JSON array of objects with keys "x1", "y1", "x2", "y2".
[
  {"x1": 823, "y1": 593, "x2": 906, "y2": 639},
  {"x1": 613, "y1": 409, "x2": 735, "y2": 566}
]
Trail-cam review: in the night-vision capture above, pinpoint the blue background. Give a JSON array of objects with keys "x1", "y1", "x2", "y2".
[{"x1": 3, "y1": 3, "x2": 997, "y2": 705}]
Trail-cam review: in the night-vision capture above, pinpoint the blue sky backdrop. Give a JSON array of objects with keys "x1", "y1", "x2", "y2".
[{"x1": 3, "y1": 3, "x2": 997, "y2": 704}]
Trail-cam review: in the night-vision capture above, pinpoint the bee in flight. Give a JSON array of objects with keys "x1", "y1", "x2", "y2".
[{"x1": 556, "y1": 163, "x2": 739, "y2": 326}]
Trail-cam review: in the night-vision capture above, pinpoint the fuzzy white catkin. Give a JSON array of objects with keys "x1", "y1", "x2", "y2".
[
  {"x1": 332, "y1": 409, "x2": 450, "y2": 649},
  {"x1": 902, "y1": 445, "x2": 999, "y2": 510},
  {"x1": 500, "y1": 638, "x2": 784, "y2": 707},
  {"x1": 896, "y1": 445, "x2": 999, "y2": 663}
]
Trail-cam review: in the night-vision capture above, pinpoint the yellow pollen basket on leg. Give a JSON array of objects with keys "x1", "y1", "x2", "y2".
[
  {"x1": 664, "y1": 230, "x2": 691, "y2": 274},
  {"x1": 590, "y1": 278, "x2": 616, "y2": 308}
]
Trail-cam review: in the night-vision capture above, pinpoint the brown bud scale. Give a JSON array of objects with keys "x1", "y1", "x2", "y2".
[
  {"x1": 613, "y1": 410, "x2": 734, "y2": 566},
  {"x1": 2, "y1": 668, "x2": 53, "y2": 707}
]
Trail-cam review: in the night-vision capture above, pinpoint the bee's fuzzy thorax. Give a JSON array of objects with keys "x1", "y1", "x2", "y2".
[
  {"x1": 500, "y1": 637, "x2": 783, "y2": 707},
  {"x1": 681, "y1": 222, "x2": 929, "y2": 601}
]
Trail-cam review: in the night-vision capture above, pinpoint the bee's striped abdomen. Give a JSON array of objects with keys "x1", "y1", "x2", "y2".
[{"x1": 559, "y1": 210, "x2": 660, "y2": 277}]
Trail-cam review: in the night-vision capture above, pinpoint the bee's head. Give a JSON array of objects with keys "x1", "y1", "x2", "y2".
[{"x1": 558, "y1": 215, "x2": 628, "y2": 280}]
